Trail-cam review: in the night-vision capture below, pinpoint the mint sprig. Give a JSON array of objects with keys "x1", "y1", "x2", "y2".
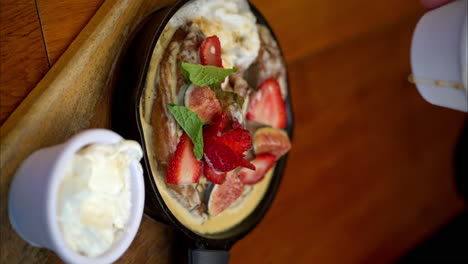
[
  {"x1": 168, "y1": 104, "x2": 204, "y2": 160},
  {"x1": 179, "y1": 62, "x2": 237, "y2": 88}
]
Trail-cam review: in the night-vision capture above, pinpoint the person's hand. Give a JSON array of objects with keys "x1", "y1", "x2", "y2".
[{"x1": 420, "y1": 0, "x2": 454, "y2": 9}]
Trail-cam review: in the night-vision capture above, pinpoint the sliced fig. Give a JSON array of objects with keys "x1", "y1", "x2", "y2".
[
  {"x1": 185, "y1": 85, "x2": 221, "y2": 122},
  {"x1": 238, "y1": 154, "x2": 276, "y2": 185},
  {"x1": 208, "y1": 172, "x2": 245, "y2": 216},
  {"x1": 253, "y1": 127, "x2": 291, "y2": 159}
]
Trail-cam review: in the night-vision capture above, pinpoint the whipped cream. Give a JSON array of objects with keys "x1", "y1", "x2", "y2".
[
  {"x1": 57, "y1": 140, "x2": 143, "y2": 258},
  {"x1": 170, "y1": 0, "x2": 260, "y2": 70}
]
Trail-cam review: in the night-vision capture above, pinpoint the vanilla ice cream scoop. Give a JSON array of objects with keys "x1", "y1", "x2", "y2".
[
  {"x1": 8, "y1": 129, "x2": 145, "y2": 264},
  {"x1": 57, "y1": 140, "x2": 142, "y2": 257},
  {"x1": 170, "y1": 0, "x2": 260, "y2": 70}
]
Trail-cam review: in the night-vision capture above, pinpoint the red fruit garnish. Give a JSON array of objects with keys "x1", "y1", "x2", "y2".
[
  {"x1": 208, "y1": 172, "x2": 244, "y2": 216},
  {"x1": 203, "y1": 137, "x2": 255, "y2": 172},
  {"x1": 216, "y1": 124, "x2": 252, "y2": 155},
  {"x1": 238, "y1": 154, "x2": 276, "y2": 185},
  {"x1": 246, "y1": 78, "x2": 287, "y2": 129},
  {"x1": 204, "y1": 112, "x2": 230, "y2": 137},
  {"x1": 203, "y1": 161, "x2": 227, "y2": 184},
  {"x1": 200, "y1": 35, "x2": 223, "y2": 67},
  {"x1": 186, "y1": 85, "x2": 221, "y2": 122},
  {"x1": 166, "y1": 133, "x2": 202, "y2": 184},
  {"x1": 253, "y1": 127, "x2": 291, "y2": 159},
  {"x1": 205, "y1": 115, "x2": 250, "y2": 153}
]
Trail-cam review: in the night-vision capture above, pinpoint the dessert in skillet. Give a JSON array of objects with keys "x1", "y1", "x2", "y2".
[{"x1": 140, "y1": 0, "x2": 291, "y2": 234}]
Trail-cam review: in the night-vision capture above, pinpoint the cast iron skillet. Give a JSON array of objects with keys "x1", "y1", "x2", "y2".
[{"x1": 113, "y1": 1, "x2": 294, "y2": 263}]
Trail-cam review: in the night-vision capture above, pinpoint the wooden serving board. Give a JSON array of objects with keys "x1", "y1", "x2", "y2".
[{"x1": 0, "y1": 0, "x2": 178, "y2": 262}]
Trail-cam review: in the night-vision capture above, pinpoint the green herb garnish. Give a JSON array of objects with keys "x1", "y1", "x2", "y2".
[
  {"x1": 179, "y1": 62, "x2": 237, "y2": 88},
  {"x1": 168, "y1": 104, "x2": 204, "y2": 160}
]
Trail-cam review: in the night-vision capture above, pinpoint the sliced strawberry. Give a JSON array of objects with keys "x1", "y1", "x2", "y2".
[
  {"x1": 246, "y1": 78, "x2": 287, "y2": 129},
  {"x1": 238, "y1": 154, "x2": 276, "y2": 185},
  {"x1": 185, "y1": 85, "x2": 221, "y2": 122},
  {"x1": 205, "y1": 118, "x2": 251, "y2": 155},
  {"x1": 203, "y1": 137, "x2": 255, "y2": 172},
  {"x1": 208, "y1": 172, "x2": 244, "y2": 216},
  {"x1": 253, "y1": 127, "x2": 291, "y2": 159},
  {"x1": 216, "y1": 125, "x2": 252, "y2": 155},
  {"x1": 200, "y1": 35, "x2": 223, "y2": 67},
  {"x1": 203, "y1": 161, "x2": 227, "y2": 184},
  {"x1": 203, "y1": 111, "x2": 255, "y2": 173},
  {"x1": 166, "y1": 133, "x2": 202, "y2": 185},
  {"x1": 204, "y1": 112, "x2": 230, "y2": 137}
]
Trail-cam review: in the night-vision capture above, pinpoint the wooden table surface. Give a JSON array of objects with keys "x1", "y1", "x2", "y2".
[{"x1": 1, "y1": 0, "x2": 467, "y2": 263}]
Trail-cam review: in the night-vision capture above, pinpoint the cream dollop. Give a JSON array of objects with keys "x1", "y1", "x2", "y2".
[
  {"x1": 57, "y1": 140, "x2": 142, "y2": 258},
  {"x1": 170, "y1": 0, "x2": 260, "y2": 70}
]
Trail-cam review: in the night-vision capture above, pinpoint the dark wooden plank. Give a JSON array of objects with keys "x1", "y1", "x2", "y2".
[
  {"x1": 230, "y1": 14, "x2": 467, "y2": 264},
  {"x1": 1, "y1": 0, "x2": 179, "y2": 262},
  {"x1": 0, "y1": 0, "x2": 49, "y2": 124},
  {"x1": 36, "y1": 0, "x2": 105, "y2": 65}
]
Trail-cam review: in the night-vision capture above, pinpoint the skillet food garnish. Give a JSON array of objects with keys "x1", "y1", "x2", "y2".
[{"x1": 140, "y1": 0, "x2": 291, "y2": 234}]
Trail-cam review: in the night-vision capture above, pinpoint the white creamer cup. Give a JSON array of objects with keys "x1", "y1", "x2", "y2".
[
  {"x1": 411, "y1": 0, "x2": 468, "y2": 112},
  {"x1": 8, "y1": 129, "x2": 145, "y2": 264}
]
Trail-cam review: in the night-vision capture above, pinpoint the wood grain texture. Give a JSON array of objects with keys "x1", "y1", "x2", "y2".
[
  {"x1": 230, "y1": 15, "x2": 467, "y2": 264},
  {"x1": 37, "y1": 0, "x2": 105, "y2": 65},
  {"x1": 0, "y1": 0, "x2": 176, "y2": 262},
  {"x1": 0, "y1": 0, "x2": 49, "y2": 124}
]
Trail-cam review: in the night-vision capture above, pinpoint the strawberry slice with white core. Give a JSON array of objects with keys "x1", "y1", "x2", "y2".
[
  {"x1": 253, "y1": 127, "x2": 291, "y2": 159},
  {"x1": 246, "y1": 78, "x2": 287, "y2": 129},
  {"x1": 238, "y1": 154, "x2": 276, "y2": 185},
  {"x1": 166, "y1": 133, "x2": 202, "y2": 184},
  {"x1": 200, "y1": 35, "x2": 223, "y2": 67},
  {"x1": 203, "y1": 160, "x2": 227, "y2": 184},
  {"x1": 208, "y1": 172, "x2": 244, "y2": 216},
  {"x1": 185, "y1": 85, "x2": 221, "y2": 122}
]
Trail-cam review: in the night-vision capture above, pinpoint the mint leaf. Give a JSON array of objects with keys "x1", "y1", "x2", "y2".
[
  {"x1": 179, "y1": 62, "x2": 237, "y2": 88},
  {"x1": 168, "y1": 104, "x2": 204, "y2": 160}
]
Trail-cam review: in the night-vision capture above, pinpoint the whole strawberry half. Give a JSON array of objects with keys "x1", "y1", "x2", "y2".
[
  {"x1": 166, "y1": 133, "x2": 202, "y2": 184},
  {"x1": 200, "y1": 35, "x2": 223, "y2": 67},
  {"x1": 247, "y1": 78, "x2": 287, "y2": 129}
]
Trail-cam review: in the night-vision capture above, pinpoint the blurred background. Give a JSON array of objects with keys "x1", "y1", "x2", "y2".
[{"x1": 1, "y1": 0, "x2": 467, "y2": 263}]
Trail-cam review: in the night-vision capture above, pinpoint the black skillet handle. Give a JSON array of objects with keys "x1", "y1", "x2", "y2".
[{"x1": 188, "y1": 249, "x2": 230, "y2": 264}]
